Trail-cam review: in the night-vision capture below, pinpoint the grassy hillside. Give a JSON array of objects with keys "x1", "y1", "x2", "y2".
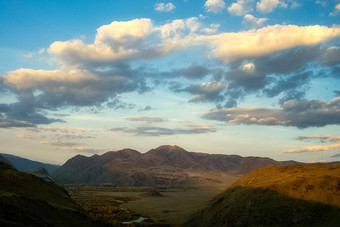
[
  {"x1": 0, "y1": 162, "x2": 107, "y2": 226},
  {"x1": 186, "y1": 164, "x2": 340, "y2": 227}
]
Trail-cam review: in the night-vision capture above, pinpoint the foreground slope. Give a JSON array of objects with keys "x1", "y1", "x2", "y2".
[
  {"x1": 0, "y1": 162, "x2": 107, "y2": 226},
  {"x1": 52, "y1": 145, "x2": 299, "y2": 186},
  {"x1": 186, "y1": 164, "x2": 340, "y2": 227}
]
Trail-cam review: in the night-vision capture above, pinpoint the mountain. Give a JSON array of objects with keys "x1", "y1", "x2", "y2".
[
  {"x1": 30, "y1": 167, "x2": 55, "y2": 182},
  {"x1": 1, "y1": 153, "x2": 60, "y2": 173},
  {"x1": 0, "y1": 154, "x2": 13, "y2": 166},
  {"x1": 186, "y1": 164, "x2": 340, "y2": 227},
  {"x1": 52, "y1": 145, "x2": 300, "y2": 186},
  {"x1": 0, "y1": 162, "x2": 108, "y2": 226}
]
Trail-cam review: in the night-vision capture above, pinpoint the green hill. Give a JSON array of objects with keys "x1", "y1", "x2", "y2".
[
  {"x1": 186, "y1": 164, "x2": 340, "y2": 227},
  {"x1": 0, "y1": 162, "x2": 107, "y2": 226}
]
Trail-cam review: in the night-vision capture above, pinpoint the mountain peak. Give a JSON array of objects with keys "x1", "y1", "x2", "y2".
[{"x1": 154, "y1": 145, "x2": 188, "y2": 153}]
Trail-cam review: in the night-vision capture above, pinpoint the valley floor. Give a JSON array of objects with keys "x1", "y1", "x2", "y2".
[{"x1": 65, "y1": 175, "x2": 239, "y2": 226}]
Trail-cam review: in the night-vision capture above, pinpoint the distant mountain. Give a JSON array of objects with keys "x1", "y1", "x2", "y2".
[
  {"x1": 0, "y1": 154, "x2": 13, "y2": 166},
  {"x1": 0, "y1": 162, "x2": 108, "y2": 226},
  {"x1": 52, "y1": 145, "x2": 300, "y2": 186},
  {"x1": 186, "y1": 164, "x2": 340, "y2": 227},
  {"x1": 1, "y1": 153, "x2": 60, "y2": 173}
]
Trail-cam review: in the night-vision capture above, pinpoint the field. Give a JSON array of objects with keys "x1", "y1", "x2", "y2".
[{"x1": 66, "y1": 174, "x2": 239, "y2": 226}]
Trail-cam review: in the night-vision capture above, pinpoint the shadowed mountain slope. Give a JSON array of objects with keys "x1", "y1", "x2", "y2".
[
  {"x1": 186, "y1": 164, "x2": 340, "y2": 227},
  {"x1": 0, "y1": 154, "x2": 13, "y2": 166},
  {"x1": 1, "y1": 153, "x2": 60, "y2": 173},
  {"x1": 52, "y1": 145, "x2": 300, "y2": 186},
  {"x1": 0, "y1": 162, "x2": 107, "y2": 226}
]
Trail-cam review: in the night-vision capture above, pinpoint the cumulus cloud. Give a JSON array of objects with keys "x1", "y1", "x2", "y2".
[
  {"x1": 48, "y1": 18, "x2": 203, "y2": 66},
  {"x1": 202, "y1": 97, "x2": 340, "y2": 128},
  {"x1": 204, "y1": 0, "x2": 226, "y2": 13},
  {"x1": 256, "y1": 0, "x2": 287, "y2": 13},
  {"x1": 121, "y1": 116, "x2": 167, "y2": 123},
  {"x1": 296, "y1": 135, "x2": 340, "y2": 143},
  {"x1": 154, "y1": 3, "x2": 176, "y2": 12},
  {"x1": 242, "y1": 14, "x2": 267, "y2": 28},
  {"x1": 282, "y1": 144, "x2": 340, "y2": 153},
  {"x1": 184, "y1": 81, "x2": 225, "y2": 103},
  {"x1": 228, "y1": 0, "x2": 254, "y2": 16},
  {"x1": 110, "y1": 124, "x2": 216, "y2": 136},
  {"x1": 330, "y1": 3, "x2": 340, "y2": 16},
  {"x1": 210, "y1": 24, "x2": 340, "y2": 64}
]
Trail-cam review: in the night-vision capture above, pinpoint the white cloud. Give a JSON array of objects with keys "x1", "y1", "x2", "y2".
[
  {"x1": 283, "y1": 144, "x2": 340, "y2": 153},
  {"x1": 330, "y1": 3, "x2": 340, "y2": 16},
  {"x1": 204, "y1": 0, "x2": 226, "y2": 13},
  {"x1": 210, "y1": 24, "x2": 340, "y2": 64},
  {"x1": 202, "y1": 23, "x2": 220, "y2": 34},
  {"x1": 256, "y1": 0, "x2": 287, "y2": 13},
  {"x1": 239, "y1": 62, "x2": 255, "y2": 73},
  {"x1": 228, "y1": 0, "x2": 254, "y2": 16},
  {"x1": 154, "y1": 3, "x2": 176, "y2": 12},
  {"x1": 4, "y1": 68, "x2": 97, "y2": 89},
  {"x1": 242, "y1": 14, "x2": 267, "y2": 28}
]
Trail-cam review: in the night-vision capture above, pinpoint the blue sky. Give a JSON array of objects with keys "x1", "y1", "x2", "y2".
[{"x1": 1, "y1": 0, "x2": 340, "y2": 164}]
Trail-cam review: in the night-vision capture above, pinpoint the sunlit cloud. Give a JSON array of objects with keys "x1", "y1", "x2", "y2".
[
  {"x1": 204, "y1": 0, "x2": 226, "y2": 13},
  {"x1": 202, "y1": 97, "x2": 340, "y2": 128},
  {"x1": 282, "y1": 144, "x2": 340, "y2": 153},
  {"x1": 297, "y1": 135, "x2": 340, "y2": 143},
  {"x1": 256, "y1": 0, "x2": 287, "y2": 13},
  {"x1": 154, "y1": 3, "x2": 176, "y2": 12}
]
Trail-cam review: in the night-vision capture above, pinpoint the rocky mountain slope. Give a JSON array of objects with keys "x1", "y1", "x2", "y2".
[
  {"x1": 0, "y1": 162, "x2": 108, "y2": 226},
  {"x1": 52, "y1": 145, "x2": 299, "y2": 186},
  {"x1": 1, "y1": 153, "x2": 60, "y2": 173},
  {"x1": 186, "y1": 164, "x2": 340, "y2": 227}
]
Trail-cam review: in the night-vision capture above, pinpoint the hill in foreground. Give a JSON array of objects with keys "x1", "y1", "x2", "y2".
[
  {"x1": 186, "y1": 164, "x2": 340, "y2": 227},
  {"x1": 52, "y1": 145, "x2": 299, "y2": 186},
  {"x1": 0, "y1": 162, "x2": 107, "y2": 226}
]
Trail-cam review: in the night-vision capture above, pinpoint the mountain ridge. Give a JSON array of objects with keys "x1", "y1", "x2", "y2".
[
  {"x1": 52, "y1": 145, "x2": 301, "y2": 186},
  {"x1": 1, "y1": 153, "x2": 60, "y2": 173}
]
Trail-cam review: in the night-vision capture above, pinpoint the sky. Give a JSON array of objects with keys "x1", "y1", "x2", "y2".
[{"x1": 0, "y1": 0, "x2": 340, "y2": 165}]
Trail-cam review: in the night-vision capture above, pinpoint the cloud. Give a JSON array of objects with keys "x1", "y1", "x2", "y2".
[
  {"x1": 140, "y1": 105, "x2": 152, "y2": 111},
  {"x1": 228, "y1": 0, "x2": 254, "y2": 16},
  {"x1": 154, "y1": 3, "x2": 176, "y2": 12},
  {"x1": 0, "y1": 117, "x2": 33, "y2": 128},
  {"x1": 282, "y1": 144, "x2": 340, "y2": 153},
  {"x1": 121, "y1": 116, "x2": 167, "y2": 123},
  {"x1": 330, "y1": 153, "x2": 340, "y2": 158},
  {"x1": 4, "y1": 68, "x2": 97, "y2": 89},
  {"x1": 202, "y1": 97, "x2": 340, "y2": 128},
  {"x1": 176, "y1": 65, "x2": 211, "y2": 80},
  {"x1": 48, "y1": 18, "x2": 203, "y2": 66},
  {"x1": 296, "y1": 135, "x2": 340, "y2": 143},
  {"x1": 256, "y1": 0, "x2": 287, "y2": 13},
  {"x1": 110, "y1": 124, "x2": 216, "y2": 136},
  {"x1": 204, "y1": 0, "x2": 226, "y2": 13},
  {"x1": 330, "y1": 3, "x2": 340, "y2": 16},
  {"x1": 184, "y1": 81, "x2": 225, "y2": 103},
  {"x1": 210, "y1": 24, "x2": 340, "y2": 64},
  {"x1": 71, "y1": 146, "x2": 108, "y2": 154},
  {"x1": 242, "y1": 14, "x2": 267, "y2": 28}
]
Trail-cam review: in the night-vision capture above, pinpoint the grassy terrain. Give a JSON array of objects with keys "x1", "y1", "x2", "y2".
[
  {"x1": 67, "y1": 174, "x2": 239, "y2": 225},
  {"x1": 186, "y1": 164, "x2": 340, "y2": 227}
]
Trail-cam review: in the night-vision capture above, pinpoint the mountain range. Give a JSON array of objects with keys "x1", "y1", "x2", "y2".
[
  {"x1": 1, "y1": 153, "x2": 60, "y2": 173},
  {"x1": 52, "y1": 145, "x2": 300, "y2": 186}
]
